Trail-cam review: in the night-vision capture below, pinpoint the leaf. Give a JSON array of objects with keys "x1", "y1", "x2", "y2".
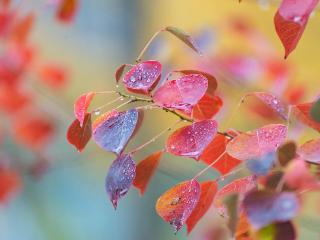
[
  {"x1": 38, "y1": 64, "x2": 68, "y2": 88},
  {"x1": 246, "y1": 92, "x2": 289, "y2": 120},
  {"x1": 297, "y1": 138, "x2": 320, "y2": 164},
  {"x1": 164, "y1": 26, "x2": 201, "y2": 54},
  {"x1": 200, "y1": 134, "x2": 241, "y2": 175},
  {"x1": 235, "y1": 213, "x2": 252, "y2": 240},
  {"x1": 257, "y1": 221, "x2": 296, "y2": 240},
  {"x1": 0, "y1": 167, "x2": 21, "y2": 203},
  {"x1": 115, "y1": 64, "x2": 128, "y2": 83},
  {"x1": 277, "y1": 141, "x2": 297, "y2": 167},
  {"x1": 133, "y1": 151, "x2": 162, "y2": 195},
  {"x1": 66, "y1": 113, "x2": 92, "y2": 152},
  {"x1": 105, "y1": 154, "x2": 136, "y2": 209},
  {"x1": 166, "y1": 120, "x2": 218, "y2": 160},
  {"x1": 174, "y1": 70, "x2": 218, "y2": 96},
  {"x1": 274, "y1": 0, "x2": 319, "y2": 58},
  {"x1": 93, "y1": 109, "x2": 140, "y2": 155},
  {"x1": 292, "y1": 102, "x2": 320, "y2": 132},
  {"x1": 283, "y1": 158, "x2": 320, "y2": 191},
  {"x1": 74, "y1": 92, "x2": 95, "y2": 127},
  {"x1": 226, "y1": 124, "x2": 288, "y2": 161},
  {"x1": 192, "y1": 95, "x2": 223, "y2": 121},
  {"x1": 215, "y1": 175, "x2": 257, "y2": 208},
  {"x1": 243, "y1": 190, "x2": 299, "y2": 229},
  {"x1": 123, "y1": 60, "x2": 162, "y2": 95},
  {"x1": 310, "y1": 98, "x2": 320, "y2": 122},
  {"x1": 246, "y1": 152, "x2": 277, "y2": 176},
  {"x1": 11, "y1": 13, "x2": 35, "y2": 44},
  {"x1": 13, "y1": 116, "x2": 54, "y2": 150},
  {"x1": 56, "y1": 0, "x2": 78, "y2": 23},
  {"x1": 224, "y1": 194, "x2": 239, "y2": 237},
  {"x1": 153, "y1": 74, "x2": 208, "y2": 114},
  {"x1": 186, "y1": 181, "x2": 218, "y2": 234},
  {"x1": 0, "y1": 86, "x2": 32, "y2": 113},
  {"x1": 156, "y1": 179, "x2": 200, "y2": 233}
]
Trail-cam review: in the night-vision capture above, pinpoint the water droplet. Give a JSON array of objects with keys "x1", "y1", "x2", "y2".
[{"x1": 94, "y1": 109, "x2": 101, "y2": 115}]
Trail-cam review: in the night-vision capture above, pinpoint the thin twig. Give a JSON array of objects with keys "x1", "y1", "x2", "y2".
[{"x1": 91, "y1": 96, "x2": 122, "y2": 114}]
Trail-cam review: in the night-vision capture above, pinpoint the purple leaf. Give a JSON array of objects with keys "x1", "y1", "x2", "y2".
[
  {"x1": 93, "y1": 109, "x2": 140, "y2": 155},
  {"x1": 246, "y1": 152, "x2": 277, "y2": 176},
  {"x1": 105, "y1": 154, "x2": 136, "y2": 209},
  {"x1": 243, "y1": 190, "x2": 299, "y2": 229}
]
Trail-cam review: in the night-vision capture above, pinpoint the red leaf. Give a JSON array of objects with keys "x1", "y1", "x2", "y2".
[
  {"x1": 0, "y1": 86, "x2": 32, "y2": 113},
  {"x1": 246, "y1": 92, "x2": 289, "y2": 120},
  {"x1": 156, "y1": 179, "x2": 200, "y2": 232},
  {"x1": 174, "y1": 70, "x2": 218, "y2": 96},
  {"x1": 0, "y1": 167, "x2": 21, "y2": 203},
  {"x1": 200, "y1": 135, "x2": 241, "y2": 175},
  {"x1": 297, "y1": 138, "x2": 320, "y2": 164},
  {"x1": 123, "y1": 60, "x2": 162, "y2": 95},
  {"x1": 67, "y1": 113, "x2": 92, "y2": 152},
  {"x1": 13, "y1": 116, "x2": 54, "y2": 150},
  {"x1": 74, "y1": 92, "x2": 95, "y2": 127},
  {"x1": 186, "y1": 181, "x2": 218, "y2": 234},
  {"x1": 115, "y1": 64, "x2": 129, "y2": 83},
  {"x1": 215, "y1": 175, "x2": 257, "y2": 207},
  {"x1": 11, "y1": 13, "x2": 35, "y2": 44},
  {"x1": 133, "y1": 151, "x2": 162, "y2": 195},
  {"x1": 166, "y1": 120, "x2": 218, "y2": 160},
  {"x1": 293, "y1": 102, "x2": 320, "y2": 132},
  {"x1": 56, "y1": 0, "x2": 78, "y2": 23},
  {"x1": 226, "y1": 124, "x2": 287, "y2": 161},
  {"x1": 38, "y1": 64, "x2": 68, "y2": 88},
  {"x1": 274, "y1": 0, "x2": 319, "y2": 58},
  {"x1": 153, "y1": 74, "x2": 208, "y2": 114},
  {"x1": 192, "y1": 95, "x2": 223, "y2": 121}
]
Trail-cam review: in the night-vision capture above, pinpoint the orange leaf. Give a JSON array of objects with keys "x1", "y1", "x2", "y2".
[
  {"x1": 235, "y1": 213, "x2": 252, "y2": 240},
  {"x1": 133, "y1": 151, "x2": 162, "y2": 195},
  {"x1": 200, "y1": 135, "x2": 241, "y2": 174},
  {"x1": 192, "y1": 95, "x2": 223, "y2": 121},
  {"x1": 38, "y1": 64, "x2": 68, "y2": 88},
  {"x1": 0, "y1": 167, "x2": 21, "y2": 203},
  {"x1": 156, "y1": 179, "x2": 200, "y2": 232},
  {"x1": 186, "y1": 181, "x2": 218, "y2": 234},
  {"x1": 11, "y1": 13, "x2": 35, "y2": 44},
  {"x1": 67, "y1": 113, "x2": 92, "y2": 152},
  {"x1": 57, "y1": 0, "x2": 78, "y2": 23}
]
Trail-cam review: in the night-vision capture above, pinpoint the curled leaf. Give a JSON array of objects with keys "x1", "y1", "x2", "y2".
[
  {"x1": 123, "y1": 60, "x2": 162, "y2": 95},
  {"x1": 133, "y1": 151, "x2": 162, "y2": 195},
  {"x1": 166, "y1": 120, "x2": 218, "y2": 160},
  {"x1": 153, "y1": 74, "x2": 208, "y2": 114},
  {"x1": 165, "y1": 26, "x2": 201, "y2": 54},
  {"x1": 243, "y1": 190, "x2": 299, "y2": 229},
  {"x1": 226, "y1": 124, "x2": 287, "y2": 161},
  {"x1": 156, "y1": 179, "x2": 200, "y2": 232},
  {"x1": 74, "y1": 92, "x2": 95, "y2": 127},
  {"x1": 105, "y1": 154, "x2": 136, "y2": 209},
  {"x1": 67, "y1": 113, "x2": 92, "y2": 152},
  {"x1": 186, "y1": 181, "x2": 218, "y2": 234},
  {"x1": 297, "y1": 138, "x2": 320, "y2": 164},
  {"x1": 93, "y1": 109, "x2": 140, "y2": 155}
]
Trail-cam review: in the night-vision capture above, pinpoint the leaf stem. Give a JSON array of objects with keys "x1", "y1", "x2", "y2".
[
  {"x1": 129, "y1": 119, "x2": 182, "y2": 154},
  {"x1": 136, "y1": 29, "x2": 164, "y2": 63},
  {"x1": 193, "y1": 150, "x2": 227, "y2": 179},
  {"x1": 91, "y1": 96, "x2": 122, "y2": 114}
]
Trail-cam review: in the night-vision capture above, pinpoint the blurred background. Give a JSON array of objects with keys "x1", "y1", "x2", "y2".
[{"x1": 0, "y1": 0, "x2": 320, "y2": 239}]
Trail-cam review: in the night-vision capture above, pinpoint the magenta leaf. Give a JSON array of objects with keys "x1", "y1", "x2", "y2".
[
  {"x1": 93, "y1": 109, "x2": 140, "y2": 155},
  {"x1": 243, "y1": 190, "x2": 300, "y2": 229},
  {"x1": 226, "y1": 124, "x2": 287, "y2": 161},
  {"x1": 246, "y1": 92, "x2": 289, "y2": 120},
  {"x1": 123, "y1": 60, "x2": 162, "y2": 95},
  {"x1": 166, "y1": 120, "x2": 218, "y2": 160},
  {"x1": 153, "y1": 74, "x2": 208, "y2": 114},
  {"x1": 105, "y1": 154, "x2": 136, "y2": 209}
]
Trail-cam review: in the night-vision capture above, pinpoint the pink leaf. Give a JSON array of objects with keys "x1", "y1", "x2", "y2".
[
  {"x1": 274, "y1": 0, "x2": 319, "y2": 58},
  {"x1": 74, "y1": 92, "x2": 95, "y2": 127},
  {"x1": 153, "y1": 74, "x2": 208, "y2": 114},
  {"x1": 166, "y1": 120, "x2": 218, "y2": 160},
  {"x1": 297, "y1": 139, "x2": 320, "y2": 164},
  {"x1": 226, "y1": 124, "x2": 288, "y2": 161},
  {"x1": 123, "y1": 60, "x2": 162, "y2": 95}
]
